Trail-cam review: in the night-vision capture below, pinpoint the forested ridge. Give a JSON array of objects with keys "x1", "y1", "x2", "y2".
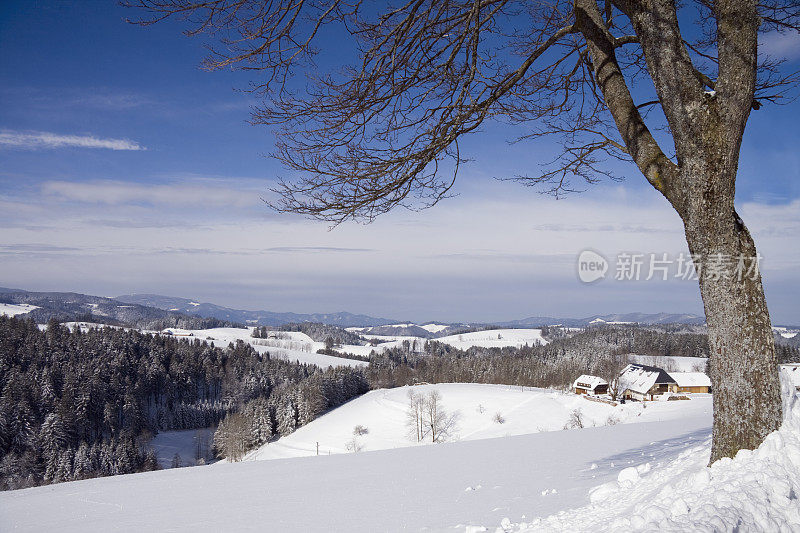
[{"x1": 0, "y1": 316, "x2": 367, "y2": 490}]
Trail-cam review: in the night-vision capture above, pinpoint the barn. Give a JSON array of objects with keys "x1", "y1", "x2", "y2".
[
  {"x1": 617, "y1": 363, "x2": 677, "y2": 401},
  {"x1": 669, "y1": 372, "x2": 712, "y2": 393},
  {"x1": 572, "y1": 375, "x2": 608, "y2": 395}
]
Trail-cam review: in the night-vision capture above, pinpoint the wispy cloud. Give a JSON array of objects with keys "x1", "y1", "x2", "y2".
[
  {"x1": 41, "y1": 179, "x2": 260, "y2": 208},
  {"x1": 266, "y1": 246, "x2": 375, "y2": 253},
  {"x1": 0, "y1": 243, "x2": 80, "y2": 253},
  {"x1": 760, "y1": 31, "x2": 800, "y2": 61},
  {"x1": 0, "y1": 131, "x2": 145, "y2": 151}
]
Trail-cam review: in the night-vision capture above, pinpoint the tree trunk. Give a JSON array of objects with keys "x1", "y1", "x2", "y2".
[{"x1": 681, "y1": 173, "x2": 782, "y2": 463}]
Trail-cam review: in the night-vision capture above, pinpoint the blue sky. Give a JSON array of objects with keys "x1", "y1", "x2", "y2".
[{"x1": 1, "y1": 1, "x2": 799, "y2": 324}]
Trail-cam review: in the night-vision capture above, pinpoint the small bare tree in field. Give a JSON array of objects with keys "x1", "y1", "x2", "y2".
[
  {"x1": 406, "y1": 389, "x2": 425, "y2": 443},
  {"x1": 406, "y1": 389, "x2": 460, "y2": 443},
  {"x1": 129, "y1": 0, "x2": 800, "y2": 462},
  {"x1": 422, "y1": 390, "x2": 460, "y2": 443},
  {"x1": 565, "y1": 408, "x2": 585, "y2": 429}
]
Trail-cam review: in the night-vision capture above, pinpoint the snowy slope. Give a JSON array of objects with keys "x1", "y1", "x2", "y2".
[
  {"x1": 162, "y1": 327, "x2": 367, "y2": 368},
  {"x1": 4, "y1": 382, "x2": 797, "y2": 532},
  {"x1": 0, "y1": 303, "x2": 38, "y2": 317},
  {"x1": 0, "y1": 402, "x2": 712, "y2": 532},
  {"x1": 420, "y1": 323, "x2": 450, "y2": 333},
  {"x1": 245, "y1": 383, "x2": 710, "y2": 461},
  {"x1": 435, "y1": 328, "x2": 547, "y2": 349},
  {"x1": 338, "y1": 328, "x2": 548, "y2": 357},
  {"x1": 505, "y1": 370, "x2": 800, "y2": 532}
]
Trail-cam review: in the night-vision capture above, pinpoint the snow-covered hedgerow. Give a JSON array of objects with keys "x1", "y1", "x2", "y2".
[{"x1": 506, "y1": 369, "x2": 800, "y2": 532}]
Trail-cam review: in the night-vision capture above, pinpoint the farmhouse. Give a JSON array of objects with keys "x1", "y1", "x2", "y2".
[
  {"x1": 617, "y1": 363, "x2": 677, "y2": 401},
  {"x1": 572, "y1": 375, "x2": 608, "y2": 395},
  {"x1": 669, "y1": 372, "x2": 712, "y2": 394}
]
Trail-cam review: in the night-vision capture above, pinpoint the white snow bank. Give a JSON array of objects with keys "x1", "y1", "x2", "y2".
[{"x1": 502, "y1": 369, "x2": 800, "y2": 532}]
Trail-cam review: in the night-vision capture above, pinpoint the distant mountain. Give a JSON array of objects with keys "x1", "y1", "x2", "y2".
[
  {"x1": 497, "y1": 312, "x2": 706, "y2": 328},
  {"x1": 0, "y1": 287, "x2": 182, "y2": 326},
  {"x1": 2, "y1": 286, "x2": 710, "y2": 330},
  {"x1": 115, "y1": 293, "x2": 399, "y2": 327}
]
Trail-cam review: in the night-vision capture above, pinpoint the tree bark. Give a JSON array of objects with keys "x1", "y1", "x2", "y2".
[{"x1": 681, "y1": 180, "x2": 782, "y2": 463}]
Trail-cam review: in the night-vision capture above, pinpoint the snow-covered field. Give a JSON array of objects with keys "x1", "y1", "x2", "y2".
[
  {"x1": 436, "y1": 328, "x2": 548, "y2": 349},
  {"x1": 338, "y1": 328, "x2": 548, "y2": 357},
  {"x1": 245, "y1": 383, "x2": 710, "y2": 461},
  {"x1": 0, "y1": 303, "x2": 38, "y2": 317},
  {"x1": 162, "y1": 327, "x2": 367, "y2": 368},
  {"x1": 2, "y1": 378, "x2": 797, "y2": 532}
]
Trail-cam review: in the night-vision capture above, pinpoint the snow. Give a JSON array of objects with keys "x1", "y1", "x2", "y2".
[
  {"x1": 245, "y1": 383, "x2": 708, "y2": 462},
  {"x1": 782, "y1": 364, "x2": 800, "y2": 390},
  {"x1": 435, "y1": 328, "x2": 548, "y2": 350},
  {"x1": 160, "y1": 327, "x2": 366, "y2": 368},
  {"x1": 338, "y1": 328, "x2": 548, "y2": 357},
  {"x1": 0, "y1": 386, "x2": 713, "y2": 532},
  {"x1": 420, "y1": 323, "x2": 450, "y2": 333},
  {"x1": 0, "y1": 303, "x2": 38, "y2": 317},
  {"x1": 670, "y1": 372, "x2": 711, "y2": 388},
  {"x1": 502, "y1": 368, "x2": 800, "y2": 532},
  {"x1": 3, "y1": 380, "x2": 797, "y2": 531}
]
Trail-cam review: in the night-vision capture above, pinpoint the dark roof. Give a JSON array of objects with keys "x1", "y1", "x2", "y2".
[{"x1": 628, "y1": 363, "x2": 676, "y2": 384}]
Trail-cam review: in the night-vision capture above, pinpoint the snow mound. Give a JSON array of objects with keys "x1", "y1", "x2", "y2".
[{"x1": 503, "y1": 369, "x2": 800, "y2": 532}]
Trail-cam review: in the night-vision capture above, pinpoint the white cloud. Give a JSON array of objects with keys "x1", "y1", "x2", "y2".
[
  {"x1": 0, "y1": 131, "x2": 144, "y2": 151},
  {"x1": 759, "y1": 31, "x2": 800, "y2": 61},
  {"x1": 40, "y1": 179, "x2": 261, "y2": 208},
  {"x1": 1, "y1": 182, "x2": 797, "y2": 322}
]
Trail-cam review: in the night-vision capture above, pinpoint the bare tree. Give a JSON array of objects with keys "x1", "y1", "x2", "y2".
[
  {"x1": 565, "y1": 408, "x2": 585, "y2": 429},
  {"x1": 422, "y1": 390, "x2": 460, "y2": 443},
  {"x1": 603, "y1": 353, "x2": 630, "y2": 401},
  {"x1": 406, "y1": 389, "x2": 425, "y2": 442},
  {"x1": 129, "y1": 0, "x2": 800, "y2": 462}
]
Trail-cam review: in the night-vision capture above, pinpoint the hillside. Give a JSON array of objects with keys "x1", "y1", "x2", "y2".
[
  {"x1": 336, "y1": 328, "x2": 548, "y2": 358},
  {"x1": 162, "y1": 327, "x2": 368, "y2": 368},
  {"x1": 245, "y1": 383, "x2": 711, "y2": 461},
  {"x1": 116, "y1": 293, "x2": 399, "y2": 327},
  {"x1": 0, "y1": 288, "x2": 224, "y2": 328}
]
